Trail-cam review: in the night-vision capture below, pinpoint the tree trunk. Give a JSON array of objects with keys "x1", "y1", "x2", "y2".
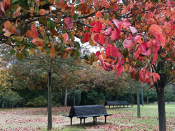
[
  {"x1": 47, "y1": 58, "x2": 53, "y2": 130},
  {"x1": 64, "y1": 88, "x2": 67, "y2": 106},
  {"x1": 156, "y1": 85, "x2": 166, "y2": 131},
  {"x1": 146, "y1": 91, "x2": 149, "y2": 104},
  {"x1": 130, "y1": 94, "x2": 133, "y2": 107},
  {"x1": 137, "y1": 88, "x2": 140, "y2": 118},
  {"x1": 98, "y1": 92, "x2": 100, "y2": 105}
]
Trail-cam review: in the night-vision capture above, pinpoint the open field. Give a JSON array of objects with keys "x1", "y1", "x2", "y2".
[{"x1": 0, "y1": 104, "x2": 175, "y2": 131}]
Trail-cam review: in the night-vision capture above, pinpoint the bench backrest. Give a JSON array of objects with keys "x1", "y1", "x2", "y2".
[
  {"x1": 105, "y1": 101, "x2": 119, "y2": 105},
  {"x1": 105, "y1": 101, "x2": 129, "y2": 105},
  {"x1": 68, "y1": 105, "x2": 107, "y2": 117}
]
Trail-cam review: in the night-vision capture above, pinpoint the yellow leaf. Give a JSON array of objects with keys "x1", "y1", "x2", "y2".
[
  {"x1": 30, "y1": 48, "x2": 34, "y2": 53},
  {"x1": 37, "y1": 47, "x2": 42, "y2": 51}
]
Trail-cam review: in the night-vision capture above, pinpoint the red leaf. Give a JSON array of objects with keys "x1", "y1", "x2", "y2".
[
  {"x1": 64, "y1": 17, "x2": 73, "y2": 29},
  {"x1": 0, "y1": 2, "x2": 5, "y2": 18},
  {"x1": 123, "y1": 36, "x2": 135, "y2": 50},
  {"x1": 112, "y1": 19, "x2": 121, "y2": 31},
  {"x1": 91, "y1": 33, "x2": 98, "y2": 44},
  {"x1": 62, "y1": 33, "x2": 68, "y2": 43},
  {"x1": 152, "y1": 54, "x2": 157, "y2": 64},
  {"x1": 112, "y1": 4, "x2": 118, "y2": 11},
  {"x1": 110, "y1": 28, "x2": 120, "y2": 40},
  {"x1": 82, "y1": 32, "x2": 90, "y2": 42},
  {"x1": 116, "y1": 65, "x2": 123, "y2": 77},
  {"x1": 129, "y1": 26, "x2": 137, "y2": 34},
  {"x1": 3, "y1": 0, "x2": 10, "y2": 11},
  {"x1": 147, "y1": 39, "x2": 160, "y2": 54},
  {"x1": 149, "y1": 24, "x2": 165, "y2": 48},
  {"x1": 130, "y1": 70, "x2": 136, "y2": 79},
  {"x1": 122, "y1": 21, "x2": 131, "y2": 28},
  {"x1": 104, "y1": 27, "x2": 111, "y2": 36},
  {"x1": 92, "y1": 21, "x2": 102, "y2": 33},
  {"x1": 98, "y1": 34, "x2": 106, "y2": 45}
]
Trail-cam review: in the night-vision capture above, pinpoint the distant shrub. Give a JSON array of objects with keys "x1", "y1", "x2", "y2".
[{"x1": 26, "y1": 96, "x2": 47, "y2": 107}]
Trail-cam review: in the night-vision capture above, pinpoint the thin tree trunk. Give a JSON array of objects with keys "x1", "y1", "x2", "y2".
[
  {"x1": 137, "y1": 88, "x2": 140, "y2": 118},
  {"x1": 47, "y1": 58, "x2": 53, "y2": 130},
  {"x1": 156, "y1": 85, "x2": 166, "y2": 131},
  {"x1": 98, "y1": 92, "x2": 100, "y2": 105},
  {"x1": 130, "y1": 94, "x2": 133, "y2": 107},
  {"x1": 64, "y1": 88, "x2": 67, "y2": 106},
  {"x1": 147, "y1": 91, "x2": 149, "y2": 104}
]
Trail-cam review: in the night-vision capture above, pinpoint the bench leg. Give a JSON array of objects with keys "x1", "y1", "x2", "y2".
[
  {"x1": 93, "y1": 117, "x2": 97, "y2": 125},
  {"x1": 84, "y1": 118, "x2": 85, "y2": 124},
  {"x1": 80, "y1": 118, "x2": 82, "y2": 125},
  {"x1": 105, "y1": 116, "x2": 107, "y2": 123},
  {"x1": 109, "y1": 105, "x2": 110, "y2": 108},
  {"x1": 70, "y1": 117, "x2": 72, "y2": 126}
]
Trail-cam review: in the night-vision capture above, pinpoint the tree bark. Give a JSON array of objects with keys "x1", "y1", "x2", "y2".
[
  {"x1": 98, "y1": 92, "x2": 100, "y2": 105},
  {"x1": 137, "y1": 88, "x2": 140, "y2": 118},
  {"x1": 146, "y1": 91, "x2": 149, "y2": 104},
  {"x1": 156, "y1": 85, "x2": 166, "y2": 131},
  {"x1": 64, "y1": 88, "x2": 67, "y2": 106},
  {"x1": 47, "y1": 58, "x2": 53, "y2": 130}
]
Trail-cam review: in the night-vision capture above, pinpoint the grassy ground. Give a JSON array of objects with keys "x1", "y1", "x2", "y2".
[{"x1": 0, "y1": 104, "x2": 175, "y2": 131}]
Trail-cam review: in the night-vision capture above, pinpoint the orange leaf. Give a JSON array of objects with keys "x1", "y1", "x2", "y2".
[
  {"x1": 39, "y1": 9, "x2": 46, "y2": 15},
  {"x1": 4, "y1": 21, "x2": 12, "y2": 30},
  {"x1": 30, "y1": 24, "x2": 38, "y2": 39},
  {"x1": 96, "y1": 11, "x2": 101, "y2": 18},
  {"x1": 62, "y1": 33, "x2": 68, "y2": 43},
  {"x1": 50, "y1": 45, "x2": 55, "y2": 59},
  {"x1": 56, "y1": 0, "x2": 65, "y2": 9},
  {"x1": 105, "y1": 3, "x2": 110, "y2": 8}
]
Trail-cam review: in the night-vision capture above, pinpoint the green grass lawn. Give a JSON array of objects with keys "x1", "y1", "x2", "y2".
[{"x1": 0, "y1": 104, "x2": 175, "y2": 131}]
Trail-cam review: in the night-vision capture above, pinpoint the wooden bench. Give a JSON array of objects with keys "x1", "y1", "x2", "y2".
[
  {"x1": 105, "y1": 101, "x2": 130, "y2": 108},
  {"x1": 63, "y1": 105, "x2": 112, "y2": 125}
]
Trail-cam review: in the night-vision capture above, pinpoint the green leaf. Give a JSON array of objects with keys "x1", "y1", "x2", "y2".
[
  {"x1": 56, "y1": 0, "x2": 60, "y2": 3},
  {"x1": 74, "y1": 14, "x2": 79, "y2": 21},
  {"x1": 22, "y1": 50, "x2": 29, "y2": 57},
  {"x1": 76, "y1": 0, "x2": 81, "y2": 4},
  {"x1": 166, "y1": 53, "x2": 171, "y2": 58},
  {"x1": 35, "y1": 6, "x2": 39, "y2": 14},
  {"x1": 151, "y1": 0, "x2": 158, "y2": 3},
  {"x1": 74, "y1": 42, "x2": 80, "y2": 50},
  {"x1": 16, "y1": 51, "x2": 23, "y2": 61},
  {"x1": 47, "y1": 19, "x2": 55, "y2": 30},
  {"x1": 18, "y1": 0, "x2": 30, "y2": 10},
  {"x1": 11, "y1": 4, "x2": 19, "y2": 12},
  {"x1": 0, "y1": 26, "x2": 2, "y2": 33},
  {"x1": 10, "y1": 49, "x2": 15, "y2": 55},
  {"x1": 39, "y1": 17, "x2": 47, "y2": 25},
  {"x1": 12, "y1": 0, "x2": 18, "y2": 4},
  {"x1": 104, "y1": 13, "x2": 109, "y2": 21},
  {"x1": 84, "y1": 55, "x2": 89, "y2": 60},
  {"x1": 136, "y1": 14, "x2": 142, "y2": 20}
]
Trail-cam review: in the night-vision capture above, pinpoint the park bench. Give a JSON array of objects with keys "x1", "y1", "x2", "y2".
[
  {"x1": 105, "y1": 101, "x2": 130, "y2": 108},
  {"x1": 63, "y1": 105, "x2": 112, "y2": 125}
]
